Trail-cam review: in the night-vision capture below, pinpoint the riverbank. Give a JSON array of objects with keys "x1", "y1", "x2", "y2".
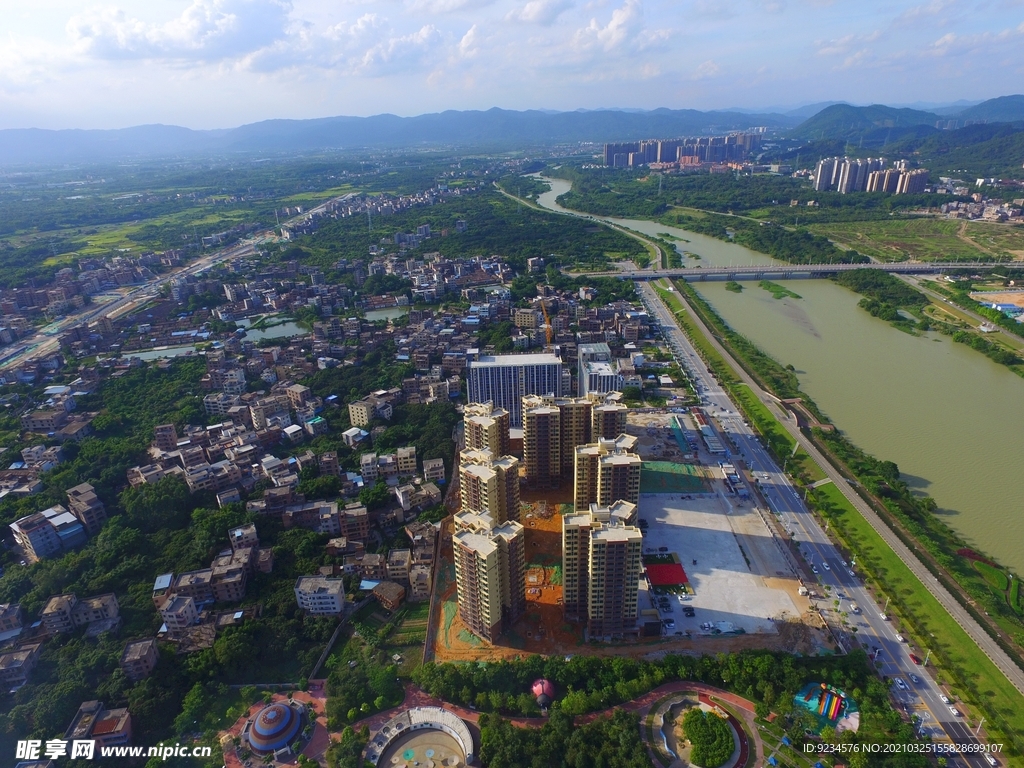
[{"x1": 652, "y1": 278, "x2": 1024, "y2": 758}]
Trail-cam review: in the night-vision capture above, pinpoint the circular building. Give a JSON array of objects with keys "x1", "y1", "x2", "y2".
[
  {"x1": 365, "y1": 707, "x2": 474, "y2": 767},
  {"x1": 532, "y1": 679, "x2": 556, "y2": 708},
  {"x1": 244, "y1": 701, "x2": 304, "y2": 756}
]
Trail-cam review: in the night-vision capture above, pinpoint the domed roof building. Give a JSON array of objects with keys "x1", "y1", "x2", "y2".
[
  {"x1": 532, "y1": 679, "x2": 556, "y2": 708},
  {"x1": 244, "y1": 701, "x2": 304, "y2": 755}
]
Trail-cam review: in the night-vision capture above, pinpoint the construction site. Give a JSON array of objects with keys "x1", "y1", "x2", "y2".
[{"x1": 427, "y1": 411, "x2": 832, "y2": 662}]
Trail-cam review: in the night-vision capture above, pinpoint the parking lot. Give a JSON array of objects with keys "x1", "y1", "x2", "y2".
[{"x1": 640, "y1": 492, "x2": 806, "y2": 636}]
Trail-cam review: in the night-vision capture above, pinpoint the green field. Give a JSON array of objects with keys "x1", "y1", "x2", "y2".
[
  {"x1": 808, "y1": 218, "x2": 1024, "y2": 262},
  {"x1": 640, "y1": 462, "x2": 706, "y2": 493},
  {"x1": 974, "y1": 560, "x2": 1011, "y2": 591}
]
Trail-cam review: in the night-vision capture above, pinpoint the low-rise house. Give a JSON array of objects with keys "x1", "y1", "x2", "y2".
[
  {"x1": 119, "y1": 638, "x2": 159, "y2": 682},
  {"x1": 294, "y1": 576, "x2": 345, "y2": 615}
]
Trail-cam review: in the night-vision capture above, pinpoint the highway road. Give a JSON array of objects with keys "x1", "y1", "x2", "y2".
[
  {"x1": 0, "y1": 238, "x2": 260, "y2": 372},
  {"x1": 581, "y1": 261, "x2": 1008, "y2": 282},
  {"x1": 638, "y1": 280, "x2": 1000, "y2": 767}
]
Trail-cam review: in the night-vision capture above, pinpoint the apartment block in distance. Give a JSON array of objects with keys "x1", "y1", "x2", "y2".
[
  {"x1": 453, "y1": 517, "x2": 526, "y2": 642},
  {"x1": 574, "y1": 434, "x2": 642, "y2": 508},
  {"x1": 466, "y1": 351, "x2": 565, "y2": 427}
]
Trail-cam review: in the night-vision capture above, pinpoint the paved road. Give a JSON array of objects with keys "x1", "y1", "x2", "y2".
[
  {"x1": 639, "y1": 280, "x2": 1006, "y2": 767},
  {"x1": 585, "y1": 261, "x2": 1007, "y2": 281}
]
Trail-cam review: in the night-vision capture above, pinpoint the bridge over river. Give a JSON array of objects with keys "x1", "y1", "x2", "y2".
[{"x1": 589, "y1": 261, "x2": 1006, "y2": 281}]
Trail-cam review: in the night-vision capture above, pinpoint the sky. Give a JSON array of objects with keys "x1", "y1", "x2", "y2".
[{"x1": 1, "y1": 0, "x2": 1022, "y2": 130}]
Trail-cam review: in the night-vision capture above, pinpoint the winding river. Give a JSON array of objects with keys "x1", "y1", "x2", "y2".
[{"x1": 536, "y1": 177, "x2": 1024, "y2": 575}]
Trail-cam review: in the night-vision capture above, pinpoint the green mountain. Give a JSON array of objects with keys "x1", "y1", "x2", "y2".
[
  {"x1": 790, "y1": 103, "x2": 941, "y2": 145},
  {"x1": 954, "y1": 95, "x2": 1024, "y2": 124},
  {"x1": 882, "y1": 122, "x2": 1024, "y2": 178}
]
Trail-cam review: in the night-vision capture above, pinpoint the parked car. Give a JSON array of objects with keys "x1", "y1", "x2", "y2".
[
  {"x1": 909, "y1": 654, "x2": 922, "y2": 665},
  {"x1": 896, "y1": 634, "x2": 905, "y2": 642},
  {"x1": 940, "y1": 695, "x2": 950, "y2": 704},
  {"x1": 948, "y1": 706, "x2": 960, "y2": 717}
]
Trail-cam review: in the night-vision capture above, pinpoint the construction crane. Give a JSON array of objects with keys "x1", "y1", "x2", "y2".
[{"x1": 540, "y1": 300, "x2": 553, "y2": 347}]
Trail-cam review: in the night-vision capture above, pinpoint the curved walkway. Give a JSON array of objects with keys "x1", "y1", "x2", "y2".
[{"x1": 348, "y1": 681, "x2": 763, "y2": 767}]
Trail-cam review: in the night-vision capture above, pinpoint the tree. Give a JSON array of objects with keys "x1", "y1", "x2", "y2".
[{"x1": 359, "y1": 481, "x2": 391, "y2": 511}]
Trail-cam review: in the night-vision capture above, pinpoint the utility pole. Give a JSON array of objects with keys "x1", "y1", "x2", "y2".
[
  {"x1": 884, "y1": 596, "x2": 891, "y2": 613},
  {"x1": 923, "y1": 649, "x2": 931, "y2": 666},
  {"x1": 975, "y1": 717, "x2": 985, "y2": 735}
]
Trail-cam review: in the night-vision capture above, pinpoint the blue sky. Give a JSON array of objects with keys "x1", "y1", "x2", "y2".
[{"x1": 1, "y1": 0, "x2": 1022, "y2": 129}]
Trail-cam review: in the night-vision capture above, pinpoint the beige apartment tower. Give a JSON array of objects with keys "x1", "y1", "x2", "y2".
[
  {"x1": 562, "y1": 502, "x2": 638, "y2": 621},
  {"x1": 522, "y1": 396, "x2": 561, "y2": 487},
  {"x1": 574, "y1": 434, "x2": 642, "y2": 508},
  {"x1": 587, "y1": 523, "x2": 643, "y2": 637},
  {"x1": 463, "y1": 401, "x2": 511, "y2": 457},
  {"x1": 459, "y1": 449, "x2": 521, "y2": 525},
  {"x1": 453, "y1": 519, "x2": 526, "y2": 642},
  {"x1": 591, "y1": 401, "x2": 628, "y2": 441}
]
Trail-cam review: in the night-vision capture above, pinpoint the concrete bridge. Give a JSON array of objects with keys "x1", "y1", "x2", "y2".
[{"x1": 590, "y1": 261, "x2": 1006, "y2": 282}]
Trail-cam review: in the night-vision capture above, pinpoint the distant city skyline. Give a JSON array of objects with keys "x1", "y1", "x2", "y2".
[{"x1": 1, "y1": 0, "x2": 1022, "y2": 130}]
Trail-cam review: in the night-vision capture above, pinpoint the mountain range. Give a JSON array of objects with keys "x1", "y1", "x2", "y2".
[{"x1": 0, "y1": 96, "x2": 1022, "y2": 167}]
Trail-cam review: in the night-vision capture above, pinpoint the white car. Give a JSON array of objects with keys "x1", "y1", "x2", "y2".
[
  {"x1": 823, "y1": 562, "x2": 831, "y2": 571},
  {"x1": 880, "y1": 613, "x2": 889, "y2": 621},
  {"x1": 985, "y1": 754, "x2": 998, "y2": 766},
  {"x1": 940, "y1": 695, "x2": 950, "y2": 704},
  {"x1": 895, "y1": 634, "x2": 905, "y2": 643},
  {"x1": 948, "y1": 706, "x2": 960, "y2": 717},
  {"x1": 894, "y1": 678, "x2": 908, "y2": 691}
]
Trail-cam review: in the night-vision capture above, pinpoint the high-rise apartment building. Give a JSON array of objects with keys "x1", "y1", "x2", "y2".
[
  {"x1": 466, "y1": 352, "x2": 565, "y2": 427},
  {"x1": 562, "y1": 501, "x2": 641, "y2": 635},
  {"x1": 463, "y1": 401, "x2": 511, "y2": 457},
  {"x1": 588, "y1": 523, "x2": 644, "y2": 637},
  {"x1": 453, "y1": 518, "x2": 526, "y2": 642},
  {"x1": 459, "y1": 449, "x2": 521, "y2": 525},
  {"x1": 896, "y1": 168, "x2": 928, "y2": 194},
  {"x1": 574, "y1": 434, "x2": 642, "y2": 508},
  {"x1": 522, "y1": 396, "x2": 561, "y2": 487},
  {"x1": 592, "y1": 400, "x2": 628, "y2": 440}
]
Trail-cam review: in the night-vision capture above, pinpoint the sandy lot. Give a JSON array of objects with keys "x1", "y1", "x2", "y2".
[{"x1": 640, "y1": 492, "x2": 805, "y2": 635}]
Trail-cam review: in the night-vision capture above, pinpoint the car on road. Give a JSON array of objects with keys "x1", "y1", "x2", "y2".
[
  {"x1": 894, "y1": 678, "x2": 908, "y2": 691},
  {"x1": 985, "y1": 754, "x2": 998, "y2": 766},
  {"x1": 848, "y1": 569, "x2": 856, "y2": 577},
  {"x1": 663, "y1": 619, "x2": 675, "y2": 628},
  {"x1": 762, "y1": 474, "x2": 770, "y2": 480},
  {"x1": 940, "y1": 695, "x2": 950, "y2": 704},
  {"x1": 896, "y1": 634, "x2": 905, "y2": 642},
  {"x1": 823, "y1": 562, "x2": 831, "y2": 571},
  {"x1": 948, "y1": 706, "x2": 960, "y2": 717},
  {"x1": 841, "y1": 560, "x2": 848, "y2": 567},
  {"x1": 811, "y1": 566, "x2": 819, "y2": 574},
  {"x1": 909, "y1": 674, "x2": 920, "y2": 684},
  {"x1": 880, "y1": 613, "x2": 889, "y2": 621}
]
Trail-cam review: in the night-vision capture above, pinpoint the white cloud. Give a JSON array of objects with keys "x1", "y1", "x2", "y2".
[
  {"x1": 458, "y1": 25, "x2": 481, "y2": 58},
  {"x1": 505, "y1": 0, "x2": 575, "y2": 25},
  {"x1": 67, "y1": 0, "x2": 291, "y2": 62},
  {"x1": 359, "y1": 24, "x2": 443, "y2": 75},
  {"x1": 407, "y1": 0, "x2": 492, "y2": 12},
  {"x1": 692, "y1": 59, "x2": 720, "y2": 79},
  {"x1": 573, "y1": 0, "x2": 642, "y2": 52}
]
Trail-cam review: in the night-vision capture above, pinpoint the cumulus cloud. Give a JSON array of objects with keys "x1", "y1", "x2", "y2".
[
  {"x1": 505, "y1": 0, "x2": 575, "y2": 25},
  {"x1": 67, "y1": 0, "x2": 291, "y2": 61},
  {"x1": 573, "y1": 0, "x2": 642, "y2": 52},
  {"x1": 359, "y1": 24, "x2": 443, "y2": 75},
  {"x1": 407, "y1": 0, "x2": 492, "y2": 12},
  {"x1": 692, "y1": 60, "x2": 720, "y2": 79}
]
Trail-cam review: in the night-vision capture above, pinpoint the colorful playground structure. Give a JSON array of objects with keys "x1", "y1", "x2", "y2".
[{"x1": 794, "y1": 683, "x2": 860, "y2": 734}]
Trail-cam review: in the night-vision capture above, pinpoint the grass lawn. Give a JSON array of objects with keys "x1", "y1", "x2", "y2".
[
  {"x1": 812, "y1": 482, "x2": 1024, "y2": 754},
  {"x1": 808, "y1": 218, "x2": 1024, "y2": 263},
  {"x1": 974, "y1": 560, "x2": 1010, "y2": 591}
]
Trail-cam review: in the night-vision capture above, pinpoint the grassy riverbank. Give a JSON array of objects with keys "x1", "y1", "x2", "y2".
[{"x1": 651, "y1": 279, "x2": 1024, "y2": 760}]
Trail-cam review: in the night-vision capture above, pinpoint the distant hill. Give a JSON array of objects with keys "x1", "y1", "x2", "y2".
[
  {"x1": 881, "y1": 122, "x2": 1024, "y2": 178},
  {"x1": 789, "y1": 104, "x2": 941, "y2": 146},
  {"x1": 953, "y1": 95, "x2": 1024, "y2": 124},
  {"x1": 0, "y1": 107, "x2": 801, "y2": 166}
]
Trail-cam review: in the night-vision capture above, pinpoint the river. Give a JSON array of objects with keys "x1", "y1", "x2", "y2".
[{"x1": 537, "y1": 176, "x2": 1024, "y2": 575}]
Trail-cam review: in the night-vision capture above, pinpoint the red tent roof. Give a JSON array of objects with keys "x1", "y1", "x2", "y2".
[{"x1": 646, "y1": 563, "x2": 688, "y2": 586}]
